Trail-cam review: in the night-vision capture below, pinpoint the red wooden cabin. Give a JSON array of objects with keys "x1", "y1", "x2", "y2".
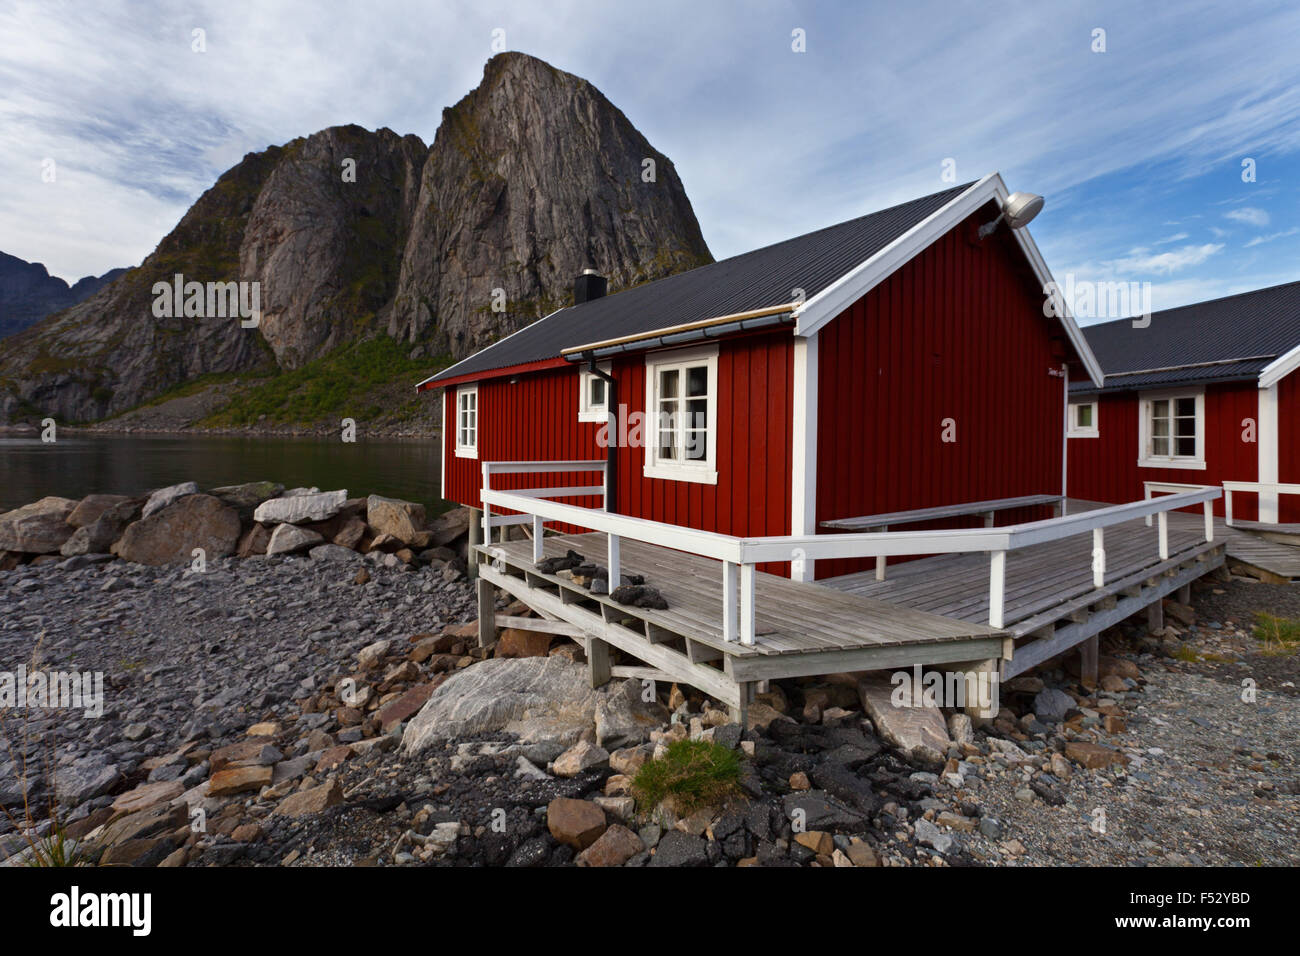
[
  {"x1": 418, "y1": 173, "x2": 1104, "y2": 581},
  {"x1": 1068, "y1": 281, "x2": 1300, "y2": 526}
]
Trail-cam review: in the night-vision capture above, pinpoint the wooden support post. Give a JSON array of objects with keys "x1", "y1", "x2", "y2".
[
  {"x1": 1157, "y1": 511, "x2": 1169, "y2": 560},
  {"x1": 607, "y1": 532, "x2": 621, "y2": 590},
  {"x1": 1079, "y1": 635, "x2": 1099, "y2": 689},
  {"x1": 961, "y1": 659, "x2": 999, "y2": 720},
  {"x1": 739, "y1": 563, "x2": 756, "y2": 646},
  {"x1": 982, "y1": 511, "x2": 994, "y2": 528},
  {"x1": 722, "y1": 561, "x2": 738, "y2": 643},
  {"x1": 1224, "y1": 488, "x2": 1234, "y2": 527},
  {"x1": 476, "y1": 576, "x2": 497, "y2": 648},
  {"x1": 532, "y1": 514, "x2": 544, "y2": 563},
  {"x1": 1092, "y1": 527, "x2": 1105, "y2": 589},
  {"x1": 1177, "y1": 583, "x2": 1191, "y2": 604},
  {"x1": 587, "y1": 637, "x2": 612, "y2": 689},
  {"x1": 467, "y1": 507, "x2": 482, "y2": 580},
  {"x1": 729, "y1": 681, "x2": 751, "y2": 727},
  {"x1": 1147, "y1": 598, "x2": 1164, "y2": 633},
  {"x1": 988, "y1": 550, "x2": 1007, "y2": 629}
]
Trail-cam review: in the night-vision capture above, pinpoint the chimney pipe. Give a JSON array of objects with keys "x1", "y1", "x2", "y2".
[{"x1": 573, "y1": 268, "x2": 607, "y2": 305}]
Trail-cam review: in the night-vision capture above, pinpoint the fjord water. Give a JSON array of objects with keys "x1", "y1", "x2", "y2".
[{"x1": 0, "y1": 434, "x2": 445, "y2": 513}]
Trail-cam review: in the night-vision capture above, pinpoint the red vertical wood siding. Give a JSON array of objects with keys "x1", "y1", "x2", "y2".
[
  {"x1": 813, "y1": 220, "x2": 1065, "y2": 579},
  {"x1": 1066, "y1": 382, "x2": 1260, "y2": 520},
  {"x1": 441, "y1": 330, "x2": 794, "y2": 572}
]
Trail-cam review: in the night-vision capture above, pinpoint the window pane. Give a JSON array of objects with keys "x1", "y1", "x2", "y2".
[
  {"x1": 1152, "y1": 436, "x2": 1169, "y2": 456},
  {"x1": 686, "y1": 365, "x2": 708, "y2": 397},
  {"x1": 685, "y1": 398, "x2": 707, "y2": 429},
  {"x1": 590, "y1": 377, "x2": 605, "y2": 406},
  {"x1": 1174, "y1": 416, "x2": 1196, "y2": 439},
  {"x1": 684, "y1": 430, "x2": 707, "y2": 460},
  {"x1": 1076, "y1": 404, "x2": 1092, "y2": 428},
  {"x1": 659, "y1": 369, "x2": 678, "y2": 398},
  {"x1": 1152, "y1": 399, "x2": 1168, "y2": 419},
  {"x1": 1152, "y1": 418, "x2": 1169, "y2": 437},
  {"x1": 1175, "y1": 397, "x2": 1195, "y2": 417},
  {"x1": 1175, "y1": 436, "x2": 1196, "y2": 456}
]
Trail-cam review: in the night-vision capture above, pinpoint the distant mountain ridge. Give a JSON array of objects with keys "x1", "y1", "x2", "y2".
[
  {"x1": 0, "y1": 52, "x2": 712, "y2": 425},
  {"x1": 0, "y1": 253, "x2": 127, "y2": 339}
]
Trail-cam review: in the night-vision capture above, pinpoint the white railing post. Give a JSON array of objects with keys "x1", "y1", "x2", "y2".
[
  {"x1": 1144, "y1": 484, "x2": 1153, "y2": 527},
  {"x1": 1204, "y1": 500, "x2": 1214, "y2": 541},
  {"x1": 1224, "y1": 487, "x2": 1234, "y2": 527},
  {"x1": 875, "y1": 524, "x2": 888, "y2": 580},
  {"x1": 739, "y1": 563, "x2": 756, "y2": 646},
  {"x1": 988, "y1": 550, "x2": 1006, "y2": 629},
  {"x1": 607, "y1": 532, "x2": 620, "y2": 590},
  {"x1": 532, "y1": 514, "x2": 544, "y2": 563},
  {"x1": 722, "y1": 561, "x2": 738, "y2": 643},
  {"x1": 481, "y1": 462, "x2": 492, "y2": 544},
  {"x1": 1157, "y1": 511, "x2": 1169, "y2": 560},
  {"x1": 1092, "y1": 527, "x2": 1105, "y2": 588}
]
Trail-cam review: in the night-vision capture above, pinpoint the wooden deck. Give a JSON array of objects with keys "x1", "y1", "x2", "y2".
[{"x1": 476, "y1": 533, "x2": 1008, "y2": 712}]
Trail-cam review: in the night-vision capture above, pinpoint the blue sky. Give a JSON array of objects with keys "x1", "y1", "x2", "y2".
[{"x1": 2, "y1": 0, "x2": 1298, "y2": 322}]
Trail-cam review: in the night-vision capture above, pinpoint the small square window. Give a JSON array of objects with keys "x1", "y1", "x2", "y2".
[
  {"x1": 1067, "y1": 401, "x2": 1098, "y2": 438},
  {"x1": 455, "y1": 386, "x2": 478, "y2": 458},
  {"x1": 578, "y1": 363, "x2": 612, "y2": 422}
]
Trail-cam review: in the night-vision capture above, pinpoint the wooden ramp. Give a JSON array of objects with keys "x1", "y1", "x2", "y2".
[
  {"x1": 475, "y1": 533, "x2": 1006, "y2": 716},
  {"x1": 1202, "y1": 521, "x2": 1300, "y2": 582}
]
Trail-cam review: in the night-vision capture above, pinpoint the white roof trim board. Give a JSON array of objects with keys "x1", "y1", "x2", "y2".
[
  {"x1": 1259, "y1": 340, "x2": 1300, "y2": 389},
  {"x1": 793, "y1": 172, "x2": 1105, "y2": 388}
]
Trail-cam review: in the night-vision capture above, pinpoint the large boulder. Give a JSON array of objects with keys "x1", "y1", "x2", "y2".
[
  {"x1": 857, "y1": 676, "x2": 951, "y2": 765},
  {"x1": 209, "y1": 481, "x2": 284, "y2": 518},
  {"x1": 0, "y1": 497, "x2": 77, "y2": 553},
  {"x1": 595, "y1": 678, "x2": 670, "y2": 749},
  {"x1": 266, "y1": 523, "x2": 324, "y2": 555},
  {"x1": 253, "y1": 489, "x2": 347, "y2": 525},
  {"x1": 366, "y1": 495, "x2": 426, "y2": 543},
  {"x1": 61, "y1": 498, "x2": 143, "y2": 556},
  {"x1": 427, "y1": 506, "x2": 470, "y2": 549},
  {"x1": 141, "y1": 481, "x2": 199, "y2": 519},
  {"x1": 112, "y1": 495, "x2": 241, "y2": 565},
  {"x1": 66, "y1": 494, "x2": 133, "y2": 528},
  {"x1": 402, "y1": 657, "x2": 599, "y2": 755}
]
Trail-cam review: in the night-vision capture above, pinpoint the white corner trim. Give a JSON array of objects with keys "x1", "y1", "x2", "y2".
[
  {"x1": 792, "y1": 172, "x2": 1105, "y2": 389},
  {"x1": 790, "y1": 332, "x2": 819, "y2": 581},
  {"x1": 440, "y1": 390, "x2": 448, "y2": 497},
  {"x1": 1259, "y1": 383, "x2": 1280, "y2": 523},
  {"x1": 1259, "y1": 341, "x2": 1300, "y2": 389}
]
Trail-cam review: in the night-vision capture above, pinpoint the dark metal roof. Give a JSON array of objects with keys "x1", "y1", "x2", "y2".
[
  {"x1": 1071, "y1": 280, "x2": 1300, "y2": 394},
  {"x1": 426, "y1": 181, "x2": 977, "y2": 384}
]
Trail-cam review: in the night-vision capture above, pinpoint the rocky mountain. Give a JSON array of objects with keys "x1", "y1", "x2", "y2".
[
  {"x1": 0, "y1": 253, "x2": 126, "y2": 339},
  {"x1": 0, "y1": 53, "x2": 712, "y2": 425}
]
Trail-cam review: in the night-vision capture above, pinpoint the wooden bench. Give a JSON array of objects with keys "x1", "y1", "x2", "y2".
[{"x1": 820, "y1": 493, "x2": 1065, "y2": 580}]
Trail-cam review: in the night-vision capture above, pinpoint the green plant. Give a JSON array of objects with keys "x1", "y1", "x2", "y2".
[
  {"x1": 631, "y1": 739, "x2": 743, "y2": 814},
  {"x1": 1253, "y1": 612, "x2": 1300, "y2": 656}
]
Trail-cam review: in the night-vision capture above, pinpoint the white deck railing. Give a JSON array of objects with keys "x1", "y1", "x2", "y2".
[
  {"x1": 1222, "y1": 481, "x2": 1300, "y2": 527},
  {"x1": 478, "y1": 461, "x2": 1221, "y2": 645}
]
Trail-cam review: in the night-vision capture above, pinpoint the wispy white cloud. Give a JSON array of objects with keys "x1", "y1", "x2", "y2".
[
  {"x1": 1224, "y1": 206, "x2": 1270, "y2": 226},
  {"x1": 1155, "y1": 232, "x2": 1189, "y2": 244},
  {"x1": 1245, "y1": 226, "x2": 1300, "y2": 247},
  {"x1": 1103, "y1": 243, "x2": 1224, "y2": 275}
]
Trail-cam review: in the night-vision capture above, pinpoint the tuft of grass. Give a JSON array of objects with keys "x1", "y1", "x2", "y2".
[
  {"x1": 1253, "y1": 612, "x2": 1300, "y2": 657},
  {"x1": 1172, "y1": 645, "x2": 1200, "y2": 663},
  {"x1": 632, "y1": 739, "x2": 743, "y2": 814}
]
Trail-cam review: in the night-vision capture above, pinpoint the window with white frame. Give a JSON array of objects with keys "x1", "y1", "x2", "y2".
[
  {"x1": 1138, "y1": 389, "x2": 1204, "y2": 469},
  {"x1": 1067, "y1": 400, "x2": 1098, "y2": 438},
  {"x1": 644, "y1": 345, "x2": 718, "y2": 484},
  {"x1": 455, "y1": 385, "x2": 478, "y2": 458},
  {"x1": 578, "y1": 363, "x2": 612, "y2": 422}
]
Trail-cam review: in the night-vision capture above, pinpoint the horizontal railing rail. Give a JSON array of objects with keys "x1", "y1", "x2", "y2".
[
  {"x1": 1222, "y1": 480, "x2": 1300, "y2": 527},
  {"x1": 478, "y1": 461, "x2": 1221, "y2": 646}
]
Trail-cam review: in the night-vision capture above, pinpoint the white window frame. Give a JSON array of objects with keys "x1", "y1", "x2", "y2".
[
  {"x1": 578, "y1": 362, "x2": 612, "y2": 423},
  {"x1": 1137, "y1": 388, "x2": 1204, "y2": 470},
  {"x1": 1067, "y1": 400, "x2": 1098, "y2": 438},
  {"x1": 643, "y1": 344, "x2": 718, "y2": 485},
  {"x1": 454, "y1": 385, "x2": 478, "y2": 459}
]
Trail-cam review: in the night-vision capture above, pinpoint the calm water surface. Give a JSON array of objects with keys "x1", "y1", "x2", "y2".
[{"x1": 0, "y1": 434, "x2": 447, "y2": 513}]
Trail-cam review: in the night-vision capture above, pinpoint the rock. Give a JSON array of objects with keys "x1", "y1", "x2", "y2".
[
  {"x1": 782, "y1": 791, "x2": 868, "y2": 832},
  {"x1": 936, "y1": 811, "x2": 976, "y2": 832},
  {"x1": 309, "y1": 542, "x2": 362, "y2": 562},
  {"x1": 610, "y1": 584, "x2": 669, "y2": 609},
  {"x1": 267, "y1": 523, "x2": 325, "y2": 555},
  {"x1": 547, "y1": 797, "x2": 607, "y2": 850},
  {"x1": 794, "y1": 830, "x2": 834, "y2": 855},
  {"x1": 366, "y1": 495, "x2": 426, "y2": 543},
  {"x1": 1100, "y1": 674, "x2": 1128, "y2": 694},
  {"x1": 111, "y1": 779, "x2": 184, "y2": 814},
  {"x1": 275, "y1": 779, "x2": 344, "y2": 817},
  {"x1": 915, "y1": 818, "x2": 954, "y2": 854},
  {"x1": 576, "y1": 823, "x2": 644, "y2": 867},
  {"x1": 595, "y1": 678, "x2": 670, "y2": 749},
  {"x1": 402, "y1": 657, "x2": 599, "y2": 754},
  {"x1": 236, "y1": 523, "x2": 272, "y2": 557},
  {"x1": 142, "y1": 481, "x2": 199, "y2": 518},
  {"x1": 790, "y1": 771, "x2": 811, "y2": 790},
  {"x1": 427, "y1": 507, "x2": 470, "y2": 548},
  {"x1": 61, "y1": 498, "x2": 142, "y2": 556},
  {"x1": 947, "y1": 712, "x2": 973, "y2": 746},
  {"x1": 209, "y1": 765, "x2": 273, "y2": 796},
  {"x1": 66, "y1": 493, "x2": 132, "y2": 528},
  {"x1": 648, "y1": 829, "x2": 709, "y2": 866},
  {"x1": 1033, "y1": 688, "x2": 1074, "y2": 721},
  {"x1": 609, "y1": 745, "x2": 652, "y2": 776},
  {"x1": 209, "y1": 481, "x2": 284, "y2": 515},
  {"x1": 356, "y1": 639, "x2": 392, "y2": 668},
  {"x1": 0, "y1": 496, "x2": 77, "y2": 552},
  {"x1": 553, "y1": 739, "x2": 609, "y2": 776},
  {"x1": 1065, "y1": 741, "x2": 1128, "y2": 770},
  {"x1": 1164, "y1": 600, "x2": 1195, "y2": 627},
  {"x1": 494, "y1": 628, "x2": 554, "y2": 658},
  {"x1": 57, "y1": 762, "x2": 122, "y2": 805},
  {"x1": 858, "y1": 676, "x2": 950, "y2": 763},
  {"x1": 846, "y1": 841, "x2": 880, "y2": 867},
  {"x1": 112, "y1": 494, "x2": 241, "y2": 565},
  {"x1": 745, "y1": 702, "x2": 788, "y2": 731},
  {"x1": 253, "y1": 489, "x2": 347, "y2": 525},
  {"x1": 375, "y1": 682, "x2": 438, "y2": 732},
  {"x1": 1099, "y1": 656, "x2": 1141, "y2": 680}
]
